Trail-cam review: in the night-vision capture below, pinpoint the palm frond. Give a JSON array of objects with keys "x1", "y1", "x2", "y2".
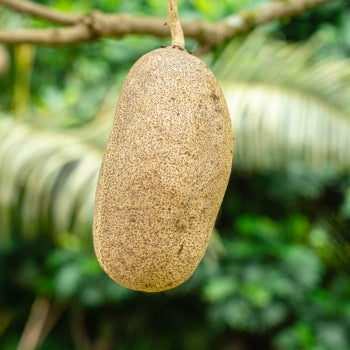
[
  {"x1": 222, "y1": 82, "x2": 350, "y2": 170},
  {"x1": 1, "y1": 32, "x2": 350, "y2": 242},
  {"x1": 0, "y1": 117, "x2": 102, "y2": 241},
  {"x1": 212, "y1": 32, "x2": 350, "y2": 170},
  {"x1": 215, "y1": 33, "x2": 350, "y2": 115}
]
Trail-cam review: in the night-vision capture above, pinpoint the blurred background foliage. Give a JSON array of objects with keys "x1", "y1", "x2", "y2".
[{"x1": 0, "y1": 0, "x2": 350, "y2": 349}]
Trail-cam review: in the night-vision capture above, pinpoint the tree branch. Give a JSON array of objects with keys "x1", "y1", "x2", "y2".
[
  {"x1": 0, "y1": 0, "x2": 336, "y2": 48},
  {"x1": 0, "y1": 45, "x2": 9, "y2": 75},
  {"x1": 0, "y1": 12, "x2": 170, "y2": 45},
  {"x1": 0, "y1": 0, "x2": 81, "y2": 25}
]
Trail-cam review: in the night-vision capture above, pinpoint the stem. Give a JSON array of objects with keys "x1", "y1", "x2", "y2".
[
  {"x1": 167, "y1": 0, "x2": 184, "y2": 48},
  {"x1": 13, "y1": 43, "x2": 35, "y2": 118},
  {"x1": 17, "y1": 296, "x2": 50, "y2": 350}
]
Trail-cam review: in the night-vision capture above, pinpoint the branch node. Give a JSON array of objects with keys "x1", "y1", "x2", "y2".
[{"x1": 83, "y1": 10, "x2": 105, "y2": 37}]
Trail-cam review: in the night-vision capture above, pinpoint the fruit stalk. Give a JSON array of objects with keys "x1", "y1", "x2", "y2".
[{"x1": 167, "y1": 0, "x2": 185, "y2": 48}]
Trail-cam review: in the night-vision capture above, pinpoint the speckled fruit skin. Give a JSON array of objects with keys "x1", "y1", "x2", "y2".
[{"x1": 93, "y1": 46, "x2": 233, "y2": 292}]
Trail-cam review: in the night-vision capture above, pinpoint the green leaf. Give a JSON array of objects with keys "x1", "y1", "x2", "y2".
[
  {"x1": 54, "y1": 263, "x2": 82, "y2": 298},
  {"x1": 261, "y1": 302, "x2": 288, "y2": 328},
  {"x1": 282, "y1": 246, "x2": 323, "y2": 289},
  {"x1": 202, "y1": 276, "x2": 237, "y2": 302},
  {"x1": 316, "y1": 322, "x2": 349, "y2": 350},
  {"x1": 241, "y1": 282, "x2": 272, "y2": 307}
]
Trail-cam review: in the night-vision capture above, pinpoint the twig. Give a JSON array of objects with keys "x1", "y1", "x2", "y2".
[
  {"x1": 17, "y1": 296, "x2": 50, "y2": 350},
  {"x1": 0, "y1": 0, "x2": 81, "y2": 25},
  {"x1": 168, "y1": 0, "x2": 184, "y2": 48},
  {"x1": 70, "y1": 307, "x2": 92, "y2": 350},
  {"x1": 0, "y1": 310, "x2": 13, "y2": 337},
  {"x1": 0, "y1": 45, "x2": 9, "y2": 75},
  {"x1": 38, "y1": 301, "x2": 68, "y2": 348},
  {"x1": 0, "y1": 0, "x2": 335, "y2": 47},
  {"x1": 93, "y1": 321, "x2": 114, "y2": 350},
  {"x1": 222, "y1": 0, "x2": 333, "y2": 35}
]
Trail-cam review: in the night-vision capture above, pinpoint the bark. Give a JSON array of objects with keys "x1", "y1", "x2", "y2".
[{"x1": 0, "y1": 0, "x2": 335, "y2": 48}]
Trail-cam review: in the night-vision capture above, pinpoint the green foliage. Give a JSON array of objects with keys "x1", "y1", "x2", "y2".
[
  {"x1": 214, "y1": 33, "x2": 350, "y2": 171},
  {"x1": 1, "y1": 0, "x2": 350, "y2": 349},
  {"x1": 276, "y1": 0, "x2": 350, "y2": 56},
  {"x1": 2, "y1": 171, "x2": 350, "y2": 349}
]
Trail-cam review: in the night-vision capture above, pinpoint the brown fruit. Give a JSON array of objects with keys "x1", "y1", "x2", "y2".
[{"x1": 93, "y1": 46, "x2": 233, "y2": 292}]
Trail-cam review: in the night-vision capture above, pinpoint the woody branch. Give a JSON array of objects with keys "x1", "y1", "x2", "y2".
[{"x1": 0, "y1": 0, "x2": 334, "y2": 48}]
